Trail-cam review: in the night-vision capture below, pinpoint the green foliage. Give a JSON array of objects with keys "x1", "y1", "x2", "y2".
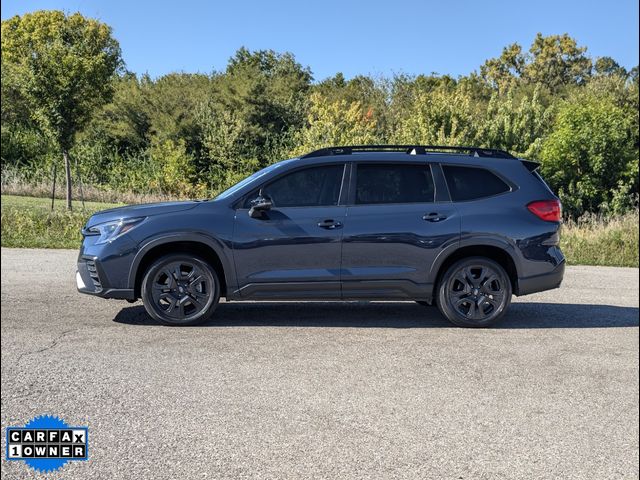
[
  {"x1": 478, "y1": 86, "x2": 553, "y2": 156},
  {"x1": 481, "y1": 33, "x2": 593, "y2": 92},
  {"x1": 392, "y1": 83, "x2": 478, "y2": 145},
  {"x1": 1, "y1": 10, "x2": 122, "y2": 149},
  {"x1": 539, "y1": 91, "x2": 637, "y2": 216},
  {"x1": 149, "y1": 139, "x2": 201, "y2": 197},
  {"x1": 293, "y1": 92, "x2": 379, "y2": 155},
  {"x1": 214, "y1": 47, "x2": 311, "y2": 151}
]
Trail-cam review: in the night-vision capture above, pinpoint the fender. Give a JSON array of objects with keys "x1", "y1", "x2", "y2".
[
  {"x1": 427, "y1": 233, "x2": 522, "y2": 285},
  {"x1": 126, "y1": 231, "x2": 237, "y2": 293}
]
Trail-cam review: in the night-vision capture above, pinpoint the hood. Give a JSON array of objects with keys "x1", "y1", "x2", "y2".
[{"x1": 86, "y1": 201, "x2": 201, "y2": 228}]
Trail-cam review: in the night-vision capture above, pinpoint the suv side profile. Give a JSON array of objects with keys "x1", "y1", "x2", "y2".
[{"x1": 77, "y1": 145, "x2": 565, "y2": 327}]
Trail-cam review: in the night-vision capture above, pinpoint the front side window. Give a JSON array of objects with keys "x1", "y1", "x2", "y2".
[
  {"x1": 356, "y1": 164, "x2": 435, "y2": 204},
  {"x1": 442, "y1": 165, "x2": 511, "y2": 201},
  {"x1": 249, "y1": 164, "x2": 345, "y2": 208}
]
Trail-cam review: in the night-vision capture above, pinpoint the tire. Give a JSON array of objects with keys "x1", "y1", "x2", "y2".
[
  {"x1": 141, "y1": 254, "x2": 220, "y2": 326},
  {"x1": 437, "y1": 257, "x2": 512, "y2": 328}
]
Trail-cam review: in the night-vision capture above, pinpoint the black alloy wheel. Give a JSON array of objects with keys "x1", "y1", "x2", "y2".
[
  {"x1": 437, "y1": 257, "x2": 512, "y2": 327},
  {"x1": 141, "y1": 254, "x2": 220, "y2": 326}
]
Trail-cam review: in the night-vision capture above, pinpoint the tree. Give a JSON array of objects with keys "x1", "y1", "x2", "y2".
[
  {"x1": 594, "y1": 57, "x2": 627, "y2": 78},
  {"x1": 480, "y1": 34, "x2": 592, "y2": 92},
  {"x1": 480, "y1": 43, "x2": 526, "y2": 91},
  {"x1": 83, "y1": 73, "x2": 152, "y2": 153},
  {"x1": 539, "y1": 94, "x2": 637, "y2": 216},
  {"x1": 1, "y1": 10, "x2": 122, "y2": 208},
  {"x1": 523, "y1": 33, "x2": 592, "y2": 90},
  {"x1": 293, "y1": 92, "x2": 379, "y2": 155},
  {"x1": 314, "y1": 73, "x2": 389, "y2": 138},
  {"x1": 214, "y1": 47, "x2": 312, "y2": 157},
  {"x1": 392, "y1": 84, "x2": 478, "y2": 146},
  {"x1": 476, "y1": 86, "x2": 553, "y2": 156}
]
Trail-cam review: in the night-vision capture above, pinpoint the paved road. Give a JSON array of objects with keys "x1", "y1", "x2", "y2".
[{"x1": 1, "y1": 248, "x2": 638, "y2": 480}]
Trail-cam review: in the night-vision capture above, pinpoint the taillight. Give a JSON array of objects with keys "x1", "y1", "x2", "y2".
[{"x1": 527, "y1": 199, "x2": 562, "y2": 222}]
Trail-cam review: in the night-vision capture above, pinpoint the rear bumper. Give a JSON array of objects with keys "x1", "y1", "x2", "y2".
[
  {"x1": 516, "y1": 260, "x2": 565, "y2": 296},
  {"x1": 76, "y1": 257, "x2": 135, "y2": 300}
]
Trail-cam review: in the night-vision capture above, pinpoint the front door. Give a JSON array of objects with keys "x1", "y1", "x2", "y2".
[
  {"x1": 341, "y1": 162, "x2": 460, "y2": 299},
  {"x1": 232, "y1": 163, "x2": 347, "y2": 299}
]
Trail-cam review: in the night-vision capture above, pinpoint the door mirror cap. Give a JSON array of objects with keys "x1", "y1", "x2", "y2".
[{"x1": 248, "y1": 193, "x2": 272, "y2": 218}]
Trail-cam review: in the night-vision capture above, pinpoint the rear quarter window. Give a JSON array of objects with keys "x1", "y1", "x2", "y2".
[{"x1": 442, "y1": 165, "x2": 511, "y2": 202}]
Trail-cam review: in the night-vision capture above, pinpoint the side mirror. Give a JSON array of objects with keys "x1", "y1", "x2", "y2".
[{"x1": 248, "y1": 192, "x2": 272, "y2": 218}]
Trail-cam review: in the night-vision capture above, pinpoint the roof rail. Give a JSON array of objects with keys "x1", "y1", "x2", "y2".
[{"x1": 301, "y1": 145, "x2": 516, "y2": 159}]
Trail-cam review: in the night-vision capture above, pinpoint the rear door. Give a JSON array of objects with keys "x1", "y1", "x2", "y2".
[
  {"x1": 340, "y1": 162, "x2": 460, "y2": 299},
  {"x1": 232, "y1": 163, "x2": 347, "y2": 299}
]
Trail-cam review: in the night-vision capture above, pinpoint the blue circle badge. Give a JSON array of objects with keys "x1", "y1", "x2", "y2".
[{"x1": 5, "y1": 415, "x2": 89, "y2": 473}]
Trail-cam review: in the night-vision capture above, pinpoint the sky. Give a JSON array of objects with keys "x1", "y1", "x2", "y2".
[{"x1": 1, "y1": 0, "x2": 638, "y2": 81}]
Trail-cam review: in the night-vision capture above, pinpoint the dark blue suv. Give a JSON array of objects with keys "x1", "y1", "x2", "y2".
[{"x1": 77, "y1": 145, "x2": 565, "y2": 327}]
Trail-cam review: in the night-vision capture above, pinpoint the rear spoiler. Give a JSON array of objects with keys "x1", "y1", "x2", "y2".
[{"x1": 521, "y1": 159, "x2": 540, "y2": 172}]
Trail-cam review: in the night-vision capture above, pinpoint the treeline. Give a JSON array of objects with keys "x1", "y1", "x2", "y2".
[{"x1": 1, "y1": 11, "x2": 638, "y2": 217}]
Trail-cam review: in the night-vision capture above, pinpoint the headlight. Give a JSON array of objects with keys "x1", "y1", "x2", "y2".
[{"x1": 86, "y1": 217, "x2": 145, "y2": 245}]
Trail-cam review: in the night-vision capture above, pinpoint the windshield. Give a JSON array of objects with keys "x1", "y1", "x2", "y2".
[{"x1": 213, "y1": 159, "x2": 296, "y2": 201}]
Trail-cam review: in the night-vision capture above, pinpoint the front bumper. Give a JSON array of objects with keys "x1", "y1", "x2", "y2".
[
  {"x1": 76, "y1": 256, "x2": 135, "y2": 299},
  {"x1": 516, "y1": 260, "x2": 565, "y2": 296}
]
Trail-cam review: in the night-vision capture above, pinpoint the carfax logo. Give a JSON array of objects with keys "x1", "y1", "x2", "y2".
[{"x1": 5, "y1": 415, "x2": 88, "y2": 473}]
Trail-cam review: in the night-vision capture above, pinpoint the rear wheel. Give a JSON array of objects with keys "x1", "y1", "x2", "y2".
[
  {"x1": 437, "y1": 257, "x2": 512, "y2": 328},
  {"x1": 141, "y1": 254, "x2": 220, "y2": 326}
]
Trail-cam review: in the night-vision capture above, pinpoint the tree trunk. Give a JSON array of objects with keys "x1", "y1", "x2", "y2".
[
  {"x1": 50, "y1": 162, "x2": 57, "y2": 211},
  {"x1": 63, "y1": 149, "x2": 72, "y2": 210}
]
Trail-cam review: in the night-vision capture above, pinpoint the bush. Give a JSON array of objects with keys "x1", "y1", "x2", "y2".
[{"x1": 540, "y1": 94, "x2": 637, "y2": 217}]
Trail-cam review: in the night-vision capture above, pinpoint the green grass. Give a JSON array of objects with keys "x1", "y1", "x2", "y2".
[
  {"x1": 1, "y1": 195, "x2": 124, "y2": 249},
  {"x1": 1, "y1": 194, "x2": 638, "y2": 267},
  {"x1": 560, "y1": 211, "x2": 639, "y2": 268}
]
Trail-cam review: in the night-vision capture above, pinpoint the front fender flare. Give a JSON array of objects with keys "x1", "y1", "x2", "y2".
[{"x1": 126, "y1": 232, "x2": 236, "y2": 294}]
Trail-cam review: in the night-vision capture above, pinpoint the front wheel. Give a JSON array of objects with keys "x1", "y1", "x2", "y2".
[
  {"x1": 141, "y1": 254, "x2": 220, "y2": 326},
  {"x1": 437, "y1": 257, "x2": 512, "y2": 328}
]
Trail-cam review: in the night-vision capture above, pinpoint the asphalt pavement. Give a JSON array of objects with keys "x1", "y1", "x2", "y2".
[{"x1": 1, "y1": 248, "x2": 638, "y2": 479}]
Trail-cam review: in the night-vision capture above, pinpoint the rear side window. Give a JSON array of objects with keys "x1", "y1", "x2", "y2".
[
  {"x1": 442, "y1": 165, "x2": 510, "y2": 201},
  {"x1": 356, "y1": 164, "x2": 434, "y2": 204}
]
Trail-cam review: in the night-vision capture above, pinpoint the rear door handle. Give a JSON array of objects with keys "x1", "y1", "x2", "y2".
[
  {"x1": 423, "y1": 212, "x2": 447, "y2": 222},
  {"x1": 317, "y1": 219, "x2": 342, "y2": 229}
]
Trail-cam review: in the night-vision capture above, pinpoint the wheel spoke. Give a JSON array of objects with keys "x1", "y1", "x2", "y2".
[
  {"x1": 466, "y1": 300, "x2": 478, "y2": 319},
  {"x1": 159, "y1": 293, "x2": 178, "y2": 313},
  {"x1": 476, "y1": 267, "x2": 487, "y2": 286},
  {"x1": 173, "y1": 265, "x2": 183, "y2": 281},
  {"x1": 481, "y1": 274, "x2": 499, "y2": 293},
  {"x1": 189, "y1": 294, "x2": 205, "y2": 309},
  {"x1": 188, "y1": 275, "x2": 205, "y2": 288},
  {"x1": 462, "y1": 267, "x2": 475, "y2": 287}
]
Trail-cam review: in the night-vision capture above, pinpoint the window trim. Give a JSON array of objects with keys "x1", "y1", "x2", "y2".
[
  {"x1": 348, "y1": 162, "x2": 438, "y2": 206},
  {"x1": 235, "y1": 162, "x2": 348, "y2": 210},
  {"x1": 440, "y1": 163, "x2": 517, "y2": 203}
]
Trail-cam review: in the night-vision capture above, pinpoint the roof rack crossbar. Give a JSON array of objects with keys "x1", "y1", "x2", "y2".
[{"x1": 301, "y1": 145, "x2": 515, "y2": 159}]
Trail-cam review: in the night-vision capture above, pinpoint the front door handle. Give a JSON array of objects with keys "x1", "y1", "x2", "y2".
[
  {"x1": 317, "y1": 219, "x2": 343, "y2": 229},
  {"x1": 423, "y1": 212, "x2": 447, "y2": 222}
]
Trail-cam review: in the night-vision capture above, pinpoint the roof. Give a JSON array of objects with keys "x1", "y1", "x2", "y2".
[{"x1": 301, "y1": 145, "x2": 516, "y2": 159}]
